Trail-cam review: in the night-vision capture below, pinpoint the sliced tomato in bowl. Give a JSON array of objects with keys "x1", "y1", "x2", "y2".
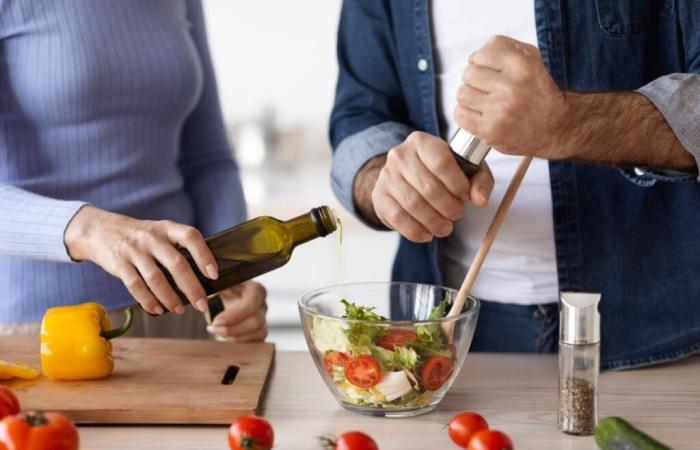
[
  {"x1": 323, "y1": 351, "x2": 350, "y2": 375},
  {"x1": 377, "y1": 329, "x2": 418, "y2": 350},
  {"x1": 421, "y1": 356, "x2": 453, "y2": 391},
  {"x1": 344, "y1": 355, "x2": 381, "y2": 388}
]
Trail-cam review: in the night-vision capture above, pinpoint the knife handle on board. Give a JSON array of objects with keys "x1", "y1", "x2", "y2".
[{"x1": 449, "y1": 128, "x2": 491, "y2": 177}]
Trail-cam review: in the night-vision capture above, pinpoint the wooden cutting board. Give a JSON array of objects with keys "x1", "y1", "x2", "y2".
[{"x1": 0, "y1": 335, "x2": 274, "y2": 424}]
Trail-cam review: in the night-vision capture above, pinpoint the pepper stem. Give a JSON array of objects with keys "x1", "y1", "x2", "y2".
[{"x1": 101, "y1": 308, "x2": 134, "y2": 340}]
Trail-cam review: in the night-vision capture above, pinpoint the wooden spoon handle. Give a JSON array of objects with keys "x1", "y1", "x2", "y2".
[{"x1": 445, "y1": 155, "x2": 534, "y2": 327}]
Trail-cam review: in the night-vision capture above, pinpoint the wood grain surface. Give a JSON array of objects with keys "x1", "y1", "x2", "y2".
[
  {"x1": 70, "y1": 351, "x2": 700, "y2": 449},
  {"x1": 1, "y1": 336, "x2": 274, "y2": 424}
]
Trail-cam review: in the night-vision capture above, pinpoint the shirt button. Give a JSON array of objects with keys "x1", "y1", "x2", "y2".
[
  {"x1": 634, "y1": 167, "x2": 647, "y2": 176},
  {"x1": 417, "y1": 58, "x2": 428, "y2": 72}
]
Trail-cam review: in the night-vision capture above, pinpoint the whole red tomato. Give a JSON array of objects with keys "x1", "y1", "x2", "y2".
[
  {"x1": 320, "y1": 431, "x2": 379, "y2": 450},
  {"x1": 0, "y1": 388, "x2": 19, "y2": 420},
  {"x1": 228, "y1": 415, "x2": 274, "y2": 450},
  {"x1": 467, "y1": 429, "x2": 514, "y2": 450},
  {"x1": 0, "y1": 410, "x2": 79, "y2": 450},
  {"x1": 448, "y1": 412, "x2": 489, "y2": 448}
]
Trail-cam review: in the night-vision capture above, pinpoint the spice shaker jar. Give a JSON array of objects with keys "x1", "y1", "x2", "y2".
[{"x1": 558, "y1": 292, "x2": 601, "y2": 436}]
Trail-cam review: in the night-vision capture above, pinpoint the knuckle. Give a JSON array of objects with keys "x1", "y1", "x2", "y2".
[
  {"x1": 402, "y1": 191, "x2": 422, "y2": 211},
  {"x1": 386, "y1": 147, "x2": 405, "y2": 167},
  {"x1": 421, "y1": 179, "x2": 442, "y2": 199},
  {"x1": 170, "y1": 254, "x2": 189, "y2": 272},
  {"x1": 487, "y1": 34, "x2": 505, "y2": 46},
  {"x1": 432, "y1": 154, "x2": 455, "y2": 175},
  {"x1": 143, "y1": 269, "x2": 164, "y2": 285},
  {"x1": 182, "y1": 226, "x2": 201, "y2": 241},
  {"x1": 124, "y1": 276, "x2": 143, "y2": 292},
  {"x1": 385, "y1": 207, "x2": 403, "y2": 226},
  {"x1": 406, "y1": 131, "x2": 422, "y2": 144}
]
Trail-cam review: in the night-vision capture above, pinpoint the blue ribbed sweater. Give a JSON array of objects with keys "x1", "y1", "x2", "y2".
[{"x1": 0, "y1": 0, "x2": 246, "y2": 323}]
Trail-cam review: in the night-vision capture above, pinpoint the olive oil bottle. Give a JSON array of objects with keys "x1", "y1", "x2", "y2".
[{"x1": 162, "y1": 206, "x2": 338, "y2": 317}]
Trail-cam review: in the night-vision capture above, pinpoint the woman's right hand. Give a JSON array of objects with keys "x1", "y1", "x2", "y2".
[{"x1": 63, "y1": 205, "x2": 218, "y2": 315}]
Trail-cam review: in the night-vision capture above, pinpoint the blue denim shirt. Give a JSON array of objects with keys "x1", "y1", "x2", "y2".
[{"x1": 329, "y1": 0, "x2": 700, "y2": 370}]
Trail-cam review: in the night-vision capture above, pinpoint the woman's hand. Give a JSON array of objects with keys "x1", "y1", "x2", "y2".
[
  {"x1": 206, "y1": 281, "x2": 268, "y2": 342},
  {"x1": 64, "y1": 205, "x2": 218, "y2": 315}
]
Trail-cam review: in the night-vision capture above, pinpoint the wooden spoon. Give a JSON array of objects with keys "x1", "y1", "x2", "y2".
[{"x1": 442, "y1": 155, "x2": 534, "y2": 341}]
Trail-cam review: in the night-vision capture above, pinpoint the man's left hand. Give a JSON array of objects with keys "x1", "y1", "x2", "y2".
[
  {"x1": 454, "y1": 35, "x2": 566, "y2": 158},
  {"x1": 206, "y1": 281, "x2": 268, "y2": 342}
]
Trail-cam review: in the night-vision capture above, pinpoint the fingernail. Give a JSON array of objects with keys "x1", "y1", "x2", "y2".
[
  {"x1": 439, "y1": 225, "x2": 452, "y2": 236},
  {"x1": 478, "y1": 185, "x2": 491, "y2": 203},
  {"x1": 196, "y1": 298, "x2": 209, "y2": 312},
  {"x1": 154, "y1": 305, "x2": 164, "y2": 315},
  {"x1": 206, "y1": 325, "x2": 216, "y2": 334},
  {"x1": 206, "y1": 264, "x2": 218, "y2": 280},
  {"x1": 175, "y1": 305, "x2": 186, "y2": 315}
]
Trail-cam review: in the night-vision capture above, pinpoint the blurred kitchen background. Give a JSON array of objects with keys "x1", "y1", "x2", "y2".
[{"x1": 203, "y1": 1, "x2": 397, "y2": 350}]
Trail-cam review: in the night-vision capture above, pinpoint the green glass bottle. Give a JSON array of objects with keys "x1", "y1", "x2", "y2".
[{"x1": 162, "y1": 206, "x2": 338, "y2": 319}]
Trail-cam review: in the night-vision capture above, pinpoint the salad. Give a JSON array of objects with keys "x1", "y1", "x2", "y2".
[{"x1": 311, "y1": 299, "x2": 456, "y2": 409}]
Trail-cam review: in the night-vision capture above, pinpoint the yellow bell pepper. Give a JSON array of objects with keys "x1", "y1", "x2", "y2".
[
  {"x1": 40, "y1": 302, "x2": 133, "y2": 381},
  {"x1": 0, "y1": 360, "x2": 40, "y2": 380}
]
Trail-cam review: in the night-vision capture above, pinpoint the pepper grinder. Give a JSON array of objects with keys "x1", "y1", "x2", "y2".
[
  {"x1": 449, "y1": 128, "x2": 491, "y2": 176},
  {"x1": 558, "y1": 292, "x2": 601, "y2": 436}
]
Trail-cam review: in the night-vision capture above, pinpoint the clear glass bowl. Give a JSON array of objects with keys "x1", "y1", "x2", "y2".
[{"x1": 298, "y1": 282, "x2": 479, "y2": 417}]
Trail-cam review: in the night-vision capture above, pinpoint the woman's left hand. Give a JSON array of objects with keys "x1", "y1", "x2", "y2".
[{"x1": 206, "y1": 281, "x2": 268, "y2": 342}]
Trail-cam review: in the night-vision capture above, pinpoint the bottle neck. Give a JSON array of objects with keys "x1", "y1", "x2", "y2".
[{"x1": 283, "y1": 206, "x2": 337, "y2": 248}]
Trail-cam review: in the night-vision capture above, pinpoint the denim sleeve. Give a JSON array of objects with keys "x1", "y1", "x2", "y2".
[
  {"x1": 633, "y1": 73, "x2": 700, "y2": 183},
  {"x1": 331, "y1": 121, "x2": 413, "y2": 221}
]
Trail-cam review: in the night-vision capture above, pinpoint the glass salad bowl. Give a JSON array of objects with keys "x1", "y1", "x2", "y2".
[{"x1": 298, "y1": 282, "x2": 480, "y2": 417}]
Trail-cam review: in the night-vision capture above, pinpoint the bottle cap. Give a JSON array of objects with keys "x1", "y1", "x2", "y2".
[
  {"x1": 449, "y1": 128, "x2": 491, "y2": 167},
  {"x1": 559, "y1": 292, "x2": 601, "y2": 345}
]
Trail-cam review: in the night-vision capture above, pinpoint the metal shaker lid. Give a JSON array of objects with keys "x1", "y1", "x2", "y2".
[
  {"x1": 449, "y1": 128, "x2": 491, "y2": 166},
  {"x1": 559, "y1": 292, "x2": 601, "y2": 345}
]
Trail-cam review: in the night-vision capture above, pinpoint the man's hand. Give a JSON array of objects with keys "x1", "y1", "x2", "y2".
[
  {"x1": 454, "y1": 35, "x2": 566, "y2": 157},
  {"x1": 454, "y1": 35, "x2": 695, "y2": 172},
  {"x1": 355, "y1": 131, "x2": 494, "y2": 243},
  {"x1": 65, "y1": 205, "x2": 218, "y2": 316},
  {"x1": 206, "y1": 281, "x2": 267, "y2": 342}
]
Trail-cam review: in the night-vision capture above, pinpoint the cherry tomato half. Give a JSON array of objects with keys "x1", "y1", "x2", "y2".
[
  {"x1": 448, "y1": 412, "x2": 489, "y2": 448},
  {"x1": 377, "y1": 329, "x2": 418, "y2": 350},
  {"x1": 344, "y1": 355, "x2": 381, "y2": 388},
  {"x1": 421, "y1": 356, "x2": 453, "y2": 391},
  {"x1": 0, "y1": 387, "x2": 19, "y2": 420},
  {"x1": 467, "y1": 429, "x2": 514, "y2": 450},
  {"x1": 334, "y1": 431, "x2": 379, "y2": 450},
  {"x1": 323, "y1": 351, "x2": 350, "y2": 376},
  {"x1": 228, "y1": 415, "x2": 274, "y2": 450}
]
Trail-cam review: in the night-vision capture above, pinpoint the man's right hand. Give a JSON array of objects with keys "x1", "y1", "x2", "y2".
[{"x1": 354, "y1": 131, "x2": 494, "y2": 243}]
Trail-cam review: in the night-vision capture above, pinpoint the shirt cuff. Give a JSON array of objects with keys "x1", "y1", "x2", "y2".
[
  {"x1": 330, "y1": 121, "x2": 414, "y2": 222},
  {"x1": 0, "y1": 185, "x2": 87, "y2": 262},
  {"x1": 636, "y1": 73, "x2": 700, "y2": 181}
]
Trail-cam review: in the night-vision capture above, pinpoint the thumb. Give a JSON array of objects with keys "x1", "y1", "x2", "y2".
[{"x1": 470, "y1": 162, "x2": 494, "y2": 207}]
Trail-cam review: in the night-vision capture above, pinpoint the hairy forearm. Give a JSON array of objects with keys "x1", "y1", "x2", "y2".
[
  {"x1": 352, "y1": 155, "x2": 387, "y2": 227},
  {"x1": 555, "y1": 91, "x2": 696, "y2": 172}
]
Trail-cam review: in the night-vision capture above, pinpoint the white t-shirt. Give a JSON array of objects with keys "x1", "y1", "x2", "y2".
[{"x1": 431, "y1": 0, "x2": 559, "y2": 305}]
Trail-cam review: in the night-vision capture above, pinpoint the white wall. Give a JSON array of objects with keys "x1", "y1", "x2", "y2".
[{"x1": 202, "y1": 1, "x2": 398, "y2": 350}]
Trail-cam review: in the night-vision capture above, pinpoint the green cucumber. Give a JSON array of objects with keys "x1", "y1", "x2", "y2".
[{"x1": 595, "y1": 417, "x2": 672, "y2": 450}]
